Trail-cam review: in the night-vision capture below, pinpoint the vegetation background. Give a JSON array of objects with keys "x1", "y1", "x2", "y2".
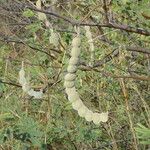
[{"x1": 0, "y1": 0, "x2": 150, "y2": 149}]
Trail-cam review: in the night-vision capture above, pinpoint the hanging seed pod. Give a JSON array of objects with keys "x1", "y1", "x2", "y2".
[
  {"x1": 71, "y1": 47, "x2": 81, "y2": 57},
  {"x1": 64, "y1": 81, "x2": 75, "y2": 88},
  {"x1": 49, "y1": 29, "x2": 59, "y2": 47},
  {"x1": 69, "y1": 57, "x2": 79, "y2": 65},
  {"x1": 85, "y1": 110, "x2": 93, "y2": 122},
  {"x1": 99, "y1": 112, "x2": 109, "y2": 123},
  {"x1": 36, "y1": 0, "x2": 47, "y2": 21},
  {"x1": 78, "y1": 105, "x2": 88, "y2": 117},
  {"x1": 64, "y1": 73, "x2": 76, "y2": 81},
  {"x1": 92, "y1": 113, "x2": 101, "y2": 125},
  {"x1": 72, "y1": 100, "x2": 83, "y2": 110},
  {"x1": 18, "y1": 62, "x2": 43, "y2": 99},
  {"x1": 64, "y1": 26, "x2": 108, "y2": 124},
  {"x1": 72, "y1": 37, "x2": 81, "y2": 47},
  {"x1": 67, "y1": 65, "x2": 77, "y2": 73},
  {"x1": 84, "y1": 26, "x2": 95, "y2": 66}
]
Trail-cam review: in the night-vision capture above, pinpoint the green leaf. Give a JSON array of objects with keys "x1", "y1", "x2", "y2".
[{"x1": 23, "y1": 9, "x2": 35, "y2": 17}]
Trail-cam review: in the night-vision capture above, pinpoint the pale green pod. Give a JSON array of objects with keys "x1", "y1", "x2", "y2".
[
  {"x1": 99, "y1": 112, "x2": 109, "y2": 122},
  {"x1": 28, "y1": 89, "x2": 35, "y2": 96},
  {"x1": 64, "y1": 73, "x2": 76, "y2": 81},
  {"x1": 64, "y1": 81, "x2": 75, "y2": 88},
  {"x1": 67, "y1": 65, "x2": 77, "y2": 73},
  {"x1": 71, "y1": 47, "x2": 81, "y2": 57},
  {"x1": 19, "y1": 68, "x2": 25, "y2": 77},
  {"x1": 19, "y1": 76, "x2": 27, "y2": 85},
  {"x1": 65, "y1": 87, "x2": 76, "y2": 95},
  {"x1": 68, "y1": 92, "x2": 80, "y2": 102},
  {"x1": 65, "y1": 87, "x2": 80, "y2": 102},
  {"x1": 72, "y1": 37, "x2": 81, "y2": 47},
  {"x1": 85, "y1": 110, "x2": 93, "y2": 122},
  {"x1": 69, "y1": 57, "x2": 79, "y2": 65},
  {"x1": 78, "y1": 105, "x2": 88, "y2": 117},
  {"x1": 49, "y1": 31, "x2": 59, "y2": 47},
  {"x1": 22, "y1": 83, "x2": 30, "y2": 92},
  {"x1": 92, "y1": 113, "x2": 101, "y2": 125},
  {"x1": 72, "y1": 99, "x2": 83, "y2": 110}
]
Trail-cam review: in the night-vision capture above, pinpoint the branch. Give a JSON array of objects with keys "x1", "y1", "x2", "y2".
[
  {"x1": 0, "y1": 80, "x2": 21, "y2": 87},
  {"x1": 26, "y1": 6, "x2": 150, "y2": 36},
  {"x1": 126, "y1": 46, "x2": 150, "y2": 54}
]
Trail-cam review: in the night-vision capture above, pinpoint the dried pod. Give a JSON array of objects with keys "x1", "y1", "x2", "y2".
[
  {"x1": 67, "y1": 65, "x2": 77, "y2": 73},
  {"x1": 72, "y1": 37, "x2": 81, "y2": 47},
  {"x1": 85, "y1": 110, "x2": 93, "y2": 122},
  {"x1": 68, "y1": 92, "x2": 80, "y2": 102},
  {"x1": 99, "y1": 112, "x2": 109, "y2": 122},
  {"x1": 64, "y1": 81, "x2": 74, "y2": 88},
  {"x1": 36, "y1": 0, "x2": 47, "y2": 21},
  {"x1": 72, "y1": 100, "x2": 83, "y2": 110},
  {"x1": 69, "y1": 57, "x2": 79, "y2": 65},
  {"x1": 19, "y1": 62, "x2": 43, "y2": 99},
  {"x1": 71, "y1": 47, "x2": 81, "y2": 57},
  {"x1": 64, "y1": 73, "x2": 76, "y2": 81},
  {"x1": 78, "y1": 105, "x2": 88, "y2": 117},
  {"x1": 92, "y1": 113, "x2": 101, "y2": 125},
  {"x1": 49, "y1": 30, "x2": 59, "y2": 47},
  {"x1": 22, "y1": 83, "x2": 30, "y2": 92}
]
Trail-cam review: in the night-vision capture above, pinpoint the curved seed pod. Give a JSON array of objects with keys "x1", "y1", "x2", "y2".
[
  {"x1": 64, "y1": 73, "x2": 76, "y2": 81},
  {"x1": 19, "y1": 76, "x2": 27, "y2": 85},
  {"x1": 28, "y1": 89, "x2": 43, "y2": 99},
  {"x1": 64, "y1": 27, "x2": 108, "y2": 124},
  {"x1": 92, "y1": 113, "x2": 101, "y2": 125},
  {"x1": 65, "y1": 87, "x2": 76, "y2": 94},
  {"x1": 69, "y1": 57, "x2": 79, "y2": 65},
  {"x1": 64, "y1": 81, "x2": 75, "y2": 88},
  {"x1": 72, "y1": 37, "x2": 81, "y2": 47},
  {"x1": 49, "y1": 29, "x2": 59, "y2": 47},
  {"x1": 99, "y1": 112, "x2": 108, "y2": 122},
  {"x1": 71, "y1": 47, "x2": 81, "y2": 57},
  {"x1": 78, "y1": 105, "x2": 88, "y2": 117},
  {"x1": 67, "y1": 65, "x2": 77, "y2": 73},
  {"x1": 66, "y1": 88, "x2": 80, "y2": 102},
  {"x1": 22, "y1": 83, "x2": 30, "y2": 92},
  {"x1": 84, "y1": 26, "x2": 94, "y2": 66},
  {"x1": 19, "y1": 62, "x2": 43, "y2": 99},
  {"x1": 72, "y1": 99, "x2": 83, "y2": 110},
  {"x1": 19, "y1": 65, "x2": 27, "y2": 85},
  {"x1": 85, "y1": 109, "x2": 93, "y2": 122},
  {"x1": 36, "y1": 0, "x2": 47, "y2": 21}
]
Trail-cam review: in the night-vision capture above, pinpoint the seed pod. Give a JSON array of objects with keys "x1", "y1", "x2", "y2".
[
  {"x1": 69, "y1": 57, "x2": 79, "y2": 65},
  {"x1": 36, "y1": 0, "x2": 47, "y2": 21},
  {"x1": 65, "y1": 87, "x2": 80, "y2": 102},
  {"x1": 72, "y1": 37, "x2": 81, "y2": 47},
  {"x1": 92, "y1": 113, "x2": 101, "y2": 125},
  {"x1": 64, "y1": 73, "x2": 76, "y2": 81},
  {"x1": 68, "y1": 92, "x2": 80, "y2": 102},
  {"x1": 72, "y1": 100, "x2": 83, "y2": 110},
  {"x1": 85, "y1": 110, "x2": 93, "y2": 122},
  {"x1": 99, "y1": 112, "x2": 108, "y2": 122},
  {"x1": 71, "y1": 47, "x2": 81, "y2": 57},
  {"x1": 64, "y1": 81, "x2": 74, "y2": 88},
  {"x1": 67, "y1": 65, "x2": 77, "y2": 73},
  {"x1": 78, "y1": 105, "x2": 88, "y2": 117},
  {"x1": 49, "y1": 30, "x2": 59, "y2": 47},
  {"x1": 22, "y1": 83, "x2": 30, "y2": 92}
]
